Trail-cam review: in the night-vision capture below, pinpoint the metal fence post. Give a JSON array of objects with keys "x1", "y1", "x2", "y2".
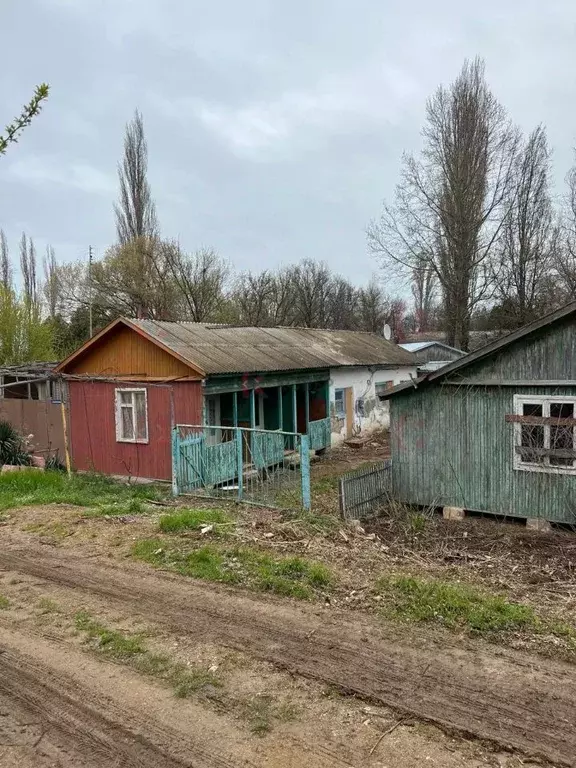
[
  {"x1": 236, "y1": 427, "x2": 243, "y2": 501},
  {"x1": 300, "y1": 434, "x2": 311, "y2": 510},
  {"x1": 171, "y1": 427, "x2": 179, "y2": 496}
]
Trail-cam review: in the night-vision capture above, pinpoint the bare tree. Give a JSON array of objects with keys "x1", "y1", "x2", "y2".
[
  {"x1": 357, "y1": 281, "x2": 391, "y2": 334},
  {"x1": 493, "y1": 126, "x2": 556, "y2": 326},
  {"x1": 368, "y1": 58, "x2": 519, "y2": 350},
  {"x1": 90, "y1": 238, "x2": 177, "y2": 320},
  {"x1": 43, "y1": 245, "x2": 60, "y2": 319},
  {"x1": 231, "y1": 271, "x2": 277, "y2": 326},
  {"x1": 411, "y1": 261, "x2": 436, "y2": 332},
  {"x1": 0, "y1": 230, "x2": 11, "y2": 289},
  {"x1": 115, "y1": 110, "x2": 158, "y2": 244},
  {"x1": 557, "y1": 154, "x2": 576, "y2": 297},
  {"x1": 289, "y1": 260, "x2": 332, "y2": 327},
  {"x1": 19, "y1": 233, "x2": 37, "y2": 304},
  {"x1": 167, "y1": 246, "x2": 228, "y2": 322}
]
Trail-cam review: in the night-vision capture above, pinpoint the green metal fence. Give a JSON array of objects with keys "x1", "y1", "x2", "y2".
[
  {"x1": 338, "y1": 460, "x2": 392, "y2": 520},
  {"x1": 172, "y1": 424, "x2": 311, "y2": 510}
]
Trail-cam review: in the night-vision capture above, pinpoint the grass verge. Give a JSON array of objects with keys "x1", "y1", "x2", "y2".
[
  {"x1": 74, "y1": 610, "x2": 220, "y2": 696},
  {"x1": 159, "y1": 508, "x2": 233, "y2": 534},
  {"x1": 0, "y1": 470, "x2": 163, "y2": 513},
  {"x1": 133, "y1": 540, "x2": 332, "y2": 600},
  {"x1": 376, "y1": 573, "x2": 576, "y2": 643}
]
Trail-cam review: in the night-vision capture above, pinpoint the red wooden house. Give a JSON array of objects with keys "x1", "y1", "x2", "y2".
[{"x1": 55, "y1": 317, "x2": 413, "y2": 481}]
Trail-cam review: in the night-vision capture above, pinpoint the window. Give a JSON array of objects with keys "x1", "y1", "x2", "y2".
[
  {"x1": 376, "y1": 380, "x2": 394, "y2": 403},
  {"x1": 512, "y1": 395, "x2": 576, "y2": 473},
  {"x1": 334, "y1": 389, "x2": 345, "y2": 418},
  {"x1": 115, "y1": 389, "x2": 148, "y2": 443}
]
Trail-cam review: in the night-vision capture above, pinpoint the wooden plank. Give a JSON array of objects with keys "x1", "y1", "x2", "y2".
[
  {"x1": 345, "y1": 387, "x2": 354, "y2": 438},
  {"x1": 205, "y1": 370, "x2": 330, "y2": 394},
  {"x1": 445, "y1": 380, "x2": 576, "y2": 387},
  {"x1": 505, "y1": 414, "x2": 576, "y2": 426},
  {"x1": 278, "y1": 386, "x2": 283, "y2": 430},
  {"x1": 515, "y1": 446, "x2": 576, "y2": 460}
]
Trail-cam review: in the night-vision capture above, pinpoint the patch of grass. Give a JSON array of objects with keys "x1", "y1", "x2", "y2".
[
  {"x1": 74, "y1": 610, "x2": 221, "y2": 696},
  {"x1": 0, "y1": 470, "x2": 163, "y2": 513},
  {"x1": 75, "y1": 610, "x2": 146, "y2": 659},
  {"x1": 286, "y1": 510, "x2": 340, "y2": 535},
  {"x1": 0, "y1": 595, "x2": 10, "y2": 609},
  {"x1": 158, "y1": 508, "x2": 232, "y2": 534},
  {"x1": 23, "y1": 521, "x2": 71, "y2": 539},
  {"x1": 376, "y1": 574, "x2": 576, "y2": 642},
  {"x1": 37, "y1": 597, "x2": 62, "y2": 614},
  {"x1": 239, "y1": 694, "x2": 299, "y2": 736},
  {"x1": 311, "y1": 475, "x2": 340, "y2": 495},
  {"x1": 133, "y1": 540, "x2": 333, "y2": 599},
  {"x1": 83, "y1": 498, "x2": 146, "y2": 518}
]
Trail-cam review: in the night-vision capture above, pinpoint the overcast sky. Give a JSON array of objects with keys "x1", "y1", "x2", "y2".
[{"x1": 1, "y1": 0, "x2": 575, "y2": 287}]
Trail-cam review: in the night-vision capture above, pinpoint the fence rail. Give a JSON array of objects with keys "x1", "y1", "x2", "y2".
[
  {"x1": 338, "y1": 460, "x2": 392, "y2": 520},
  {"x1": 172, "y1": 424, "x2": 311, "y2": 510}
]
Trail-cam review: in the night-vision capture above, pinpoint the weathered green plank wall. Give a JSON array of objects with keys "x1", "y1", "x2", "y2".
[{"x1": 390, "y1": 384, "x2": 576, "y2": 523}]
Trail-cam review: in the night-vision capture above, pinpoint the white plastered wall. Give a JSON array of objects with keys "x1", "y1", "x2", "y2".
[{"x1": 329, "y1": 365, "x2": 416, "y2": 445}]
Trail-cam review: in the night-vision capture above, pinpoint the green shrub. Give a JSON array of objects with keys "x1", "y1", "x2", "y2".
[{"x1": 0, "y1": 420, "x2": 31, "y2": 466}]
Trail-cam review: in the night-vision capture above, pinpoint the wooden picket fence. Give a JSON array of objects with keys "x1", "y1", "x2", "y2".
[{"x1": 338, "y1": 460, "x2": 392, "y2": 520}]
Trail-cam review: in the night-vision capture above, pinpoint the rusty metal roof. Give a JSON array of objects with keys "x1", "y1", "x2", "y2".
[{"x1": 128, "y1": 319, "x2": 415, "y2": 375}]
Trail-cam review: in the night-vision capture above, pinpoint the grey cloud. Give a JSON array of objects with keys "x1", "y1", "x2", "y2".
[{"x1": 1, "y1": 0, "x2": 575, "y2": 286}]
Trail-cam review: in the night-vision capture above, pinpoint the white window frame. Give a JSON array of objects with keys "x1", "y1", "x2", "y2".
[
  {"x1": 334, "y1": 388, "x2": 345, "y2": 418},
  {"x1": 115, "y1": 388, "x2": 149, "y2": 444},
  {"x1": 513, "y1": 394, "x2": 576, "y2": 475}
]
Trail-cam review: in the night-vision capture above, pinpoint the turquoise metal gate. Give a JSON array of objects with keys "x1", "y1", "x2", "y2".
[{"x1": 172, "y1": 425, "x2": 311, "y2": 510}]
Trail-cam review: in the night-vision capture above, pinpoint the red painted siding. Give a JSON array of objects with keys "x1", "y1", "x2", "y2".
[{"x1": 68, "y1": 380, "x2": 202, "y2": 480}]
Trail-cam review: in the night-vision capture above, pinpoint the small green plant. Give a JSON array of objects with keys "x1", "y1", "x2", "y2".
[
  {"x1": 159, "y1": 508, "x2": 232, "y2": 534},
  {"x1": 0, "y1": 420, "x2": 31, "y2": 467},
  {"x1": 0, "y1": 594, "x2": 10, "y2": 609},
  {"x1": 45, "y1": 451, "x2": 66, "y2": 472},
  {"x1": 133, "y1": 540, "x2": 333, "y2": 599},
  {"x1": 409, "y1": 513, "x2": 427, "y2": 534},
  {"x1": 37, "y1": 597, "x2": 61, "y2": 614},
  {"x1": 239, "y1": 694, "x2": 299, "y2": 736}
]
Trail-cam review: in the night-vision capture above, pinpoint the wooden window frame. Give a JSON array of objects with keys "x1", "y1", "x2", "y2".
[
  {"x1": 334, "y1": 388, "x2": 345, "y2": 418},
  {"x1": 115, "y1": 388, "x2": 149, "y2": 444},
  {"x1": 513, "y1": 394, "x2": 576, "y2": 475}
]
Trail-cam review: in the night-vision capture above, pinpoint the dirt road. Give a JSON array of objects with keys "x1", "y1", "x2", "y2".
[
  {"x1": 0, "y1": 629, "x2": 255, "y2": 768},
  {"x1": 1, "y1": 546, "x2": 575, "y2": 766}
]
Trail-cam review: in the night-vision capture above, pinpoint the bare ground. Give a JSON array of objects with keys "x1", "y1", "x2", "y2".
[{"x1": 0, "y1": 538, "x2": 575, "y2": 767}]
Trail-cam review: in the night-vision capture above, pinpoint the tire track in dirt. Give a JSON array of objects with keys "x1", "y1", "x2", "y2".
[
  {"x1": 0, "y1": 642, "x2": 252, "y2": 768},
  {"x1": 2, "y1": 547, "x2": 575, "y2": 767}
]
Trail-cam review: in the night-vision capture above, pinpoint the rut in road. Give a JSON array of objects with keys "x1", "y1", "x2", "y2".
[
  {"x1": 0, "y1": 644, "x2": 250, "y2": 768},
  {"x1": 1, "y1": 547, "x2": 575, "y2": 767}
]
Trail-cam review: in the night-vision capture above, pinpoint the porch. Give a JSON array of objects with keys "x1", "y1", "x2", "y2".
[{"x1": 203, "y1": 370, "x2": 331, "y2": 452}]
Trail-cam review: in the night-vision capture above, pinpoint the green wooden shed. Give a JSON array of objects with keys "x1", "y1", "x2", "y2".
[{"x1": 382, "y1": 302, "x2": 576, "y2": 525}]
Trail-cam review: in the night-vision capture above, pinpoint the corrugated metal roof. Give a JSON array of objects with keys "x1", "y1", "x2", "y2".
[
  {"x1": 400, "y1": 342, "x2": 435, "y2": 352},
  {"x1": 129, "y1": 319, "x2": 415, "y2": 374},
  {"x1": 400, "y1": 341, "x2": 464, "y2": 354}
]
